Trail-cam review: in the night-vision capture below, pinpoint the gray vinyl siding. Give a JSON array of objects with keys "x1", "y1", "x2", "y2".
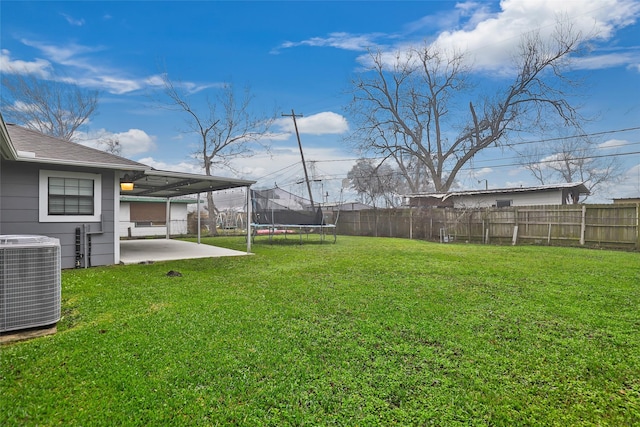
[{"x1": 0, "y1": 159, "x2": 116, "y2": 269}]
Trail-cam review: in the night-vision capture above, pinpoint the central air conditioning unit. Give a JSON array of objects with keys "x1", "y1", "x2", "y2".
[{"x1": 0, "y1": 235, "x2": 61, "y2": 333}]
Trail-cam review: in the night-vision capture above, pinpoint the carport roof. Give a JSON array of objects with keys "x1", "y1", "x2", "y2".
[{"x1": 120, "y1": 169, "x2": 255, "y2": 198}]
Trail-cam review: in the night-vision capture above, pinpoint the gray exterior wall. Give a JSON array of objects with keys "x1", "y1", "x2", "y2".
[{"x1": 0, "y1": 158, "x2": 116, "y2": 269}]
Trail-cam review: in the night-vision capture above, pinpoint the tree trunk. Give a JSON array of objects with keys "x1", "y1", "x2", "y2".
[{"x1": 206, "y1": 191, "x2": 218, "y2": 236}]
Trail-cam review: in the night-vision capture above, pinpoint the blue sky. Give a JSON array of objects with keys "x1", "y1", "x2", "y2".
[{"x1": 1, "y1": 0, "x2": 640, "y2": 203}]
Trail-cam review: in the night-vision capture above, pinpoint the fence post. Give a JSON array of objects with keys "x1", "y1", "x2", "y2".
[
  {"x1": 636, "y1": 203, "x2": 640, "y2": 250},
  {"x1": 409, "y1": 207, "x2": 413, "y2": 240},
  {"x1": 580, "y1": 204, "x2": 586, "y2": 246},
  {"x1": 430, "y1": 218, "x2": 433, "y2": 241}
]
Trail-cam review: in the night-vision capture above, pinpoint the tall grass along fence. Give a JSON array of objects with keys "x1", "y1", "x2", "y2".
[{"x1": 326, "y1": 203, "x2": 640, "y2": 250}]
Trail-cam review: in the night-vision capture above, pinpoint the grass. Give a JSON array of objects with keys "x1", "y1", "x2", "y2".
[{"x1": 1, "y1": 236, "x2": 639, "y2": 426}]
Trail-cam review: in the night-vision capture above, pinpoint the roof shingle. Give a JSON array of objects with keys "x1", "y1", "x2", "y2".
[{"x1": 6, "y1": 123, "x2": 147, "y2": 169}]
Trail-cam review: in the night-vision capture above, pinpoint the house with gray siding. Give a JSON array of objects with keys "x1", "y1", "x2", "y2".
[{"x1": 0, "y1": 116, "x2": 254, "y2": 269}]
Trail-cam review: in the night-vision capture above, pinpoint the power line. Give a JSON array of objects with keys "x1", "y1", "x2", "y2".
[
  {"x1": 277, "y1": 149, "x2": 640, "y2": 183},
  {"x1": 302, "y1": 126, "x2": 640, "y2": 166},
  {"x1": 255, "y1": 161, "x2": 300, "y2": 180},
  {"x1": 464, "y1": 150, "x2": 640, "y2": 172},
  {"x1": 501, "y1": 127, "x2": 640, "y2": 148},
  {"x1": 251, "y1": 126, "x2": 640, "y2": 187}
]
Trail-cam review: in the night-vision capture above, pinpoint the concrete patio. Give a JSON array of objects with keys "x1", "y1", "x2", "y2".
[{"x1": 119, "y1": 239, "x2": 250, "y2": 264}]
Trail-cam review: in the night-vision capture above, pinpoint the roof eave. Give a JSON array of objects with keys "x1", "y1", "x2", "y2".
[
  {"x1": 11, "y1": 155, "x2": 147, "y2": 171},
  {"x1": 0, "y1": 115, "x2": 18, "y2": 160}
]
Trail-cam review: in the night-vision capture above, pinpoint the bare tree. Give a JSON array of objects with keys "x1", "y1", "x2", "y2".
[
  {"x1": 347, "y1": 158, "x2": 402, "y2": 237},
  {"x1": 1, "y1": 69, "x2": 98, "y2": 141},
  {"x1": 160, "y1": 74, "x2": 275, "y2": 235},
  {"x1": 348, "y1": 23, "x2": 586, "y2": 193},
  {"x1": 96, "y1": 136, "x2": 122, "y2": 156},
  {"x1": 519, "y1": 135, "x2": 622, "y2": 200},
  {"x1": 347, "y1": 158, "x2": 401, "y2": 208}
]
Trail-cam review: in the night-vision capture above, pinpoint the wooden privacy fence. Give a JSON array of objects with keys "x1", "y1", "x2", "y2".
[{"x1": 325, "y1": 203, "x2": 640, "y2": 250}]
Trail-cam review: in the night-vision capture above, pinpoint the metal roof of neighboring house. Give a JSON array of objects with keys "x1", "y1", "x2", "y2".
[
  {"x1": 405, "y1": 182, "x2": 590, "y2": 201},
  {"x1": 612, "y1": 197, "x2": 640, "y2": 204}
]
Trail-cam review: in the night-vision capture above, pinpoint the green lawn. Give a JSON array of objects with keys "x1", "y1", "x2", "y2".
[{"x1": 2, "y1": 236, "x2": 639, "y2": 426}]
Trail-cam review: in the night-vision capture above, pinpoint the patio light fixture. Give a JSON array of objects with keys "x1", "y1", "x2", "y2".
[{"x1": 120, "y1": 174, "x2": 134, "y2": 191}]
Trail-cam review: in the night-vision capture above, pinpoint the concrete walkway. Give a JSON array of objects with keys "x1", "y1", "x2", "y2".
[{"x1": 120, "y1": 239, "x2": 249, "y2": 264}]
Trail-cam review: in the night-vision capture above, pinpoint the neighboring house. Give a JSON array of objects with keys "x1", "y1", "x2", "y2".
[
  {"x1": 0, "y1": 116, "x2": 254, "y2": 268},
  {"x1": 119, "y1": 196, "x2": 200, "y2": 238},
  {"x1": 613, "y1": 197, "x2": 640, "y2": 204},
  {"x1": 406, "y1": 183, "x2": 590, "y2": 209},
  {"x1": 322, "y1": 202, "x2": 372, "y2": 212}
]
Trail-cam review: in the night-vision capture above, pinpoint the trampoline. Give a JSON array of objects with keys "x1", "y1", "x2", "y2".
[{"x1": 251, "y1": 187, "x2": 337, "y2": 244}]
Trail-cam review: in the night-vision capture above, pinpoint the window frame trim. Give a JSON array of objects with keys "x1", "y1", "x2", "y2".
[
  {"x1": 495, "y1": 199, "x2": 513, "y2": 208},
  {"x1": 39, "y1": 170, "x2": 102, "y2": 223}
]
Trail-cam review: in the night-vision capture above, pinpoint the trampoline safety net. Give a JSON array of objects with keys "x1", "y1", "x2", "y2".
[{"x1": 252, "y1": 188, "x2": 324, "y2": 225}]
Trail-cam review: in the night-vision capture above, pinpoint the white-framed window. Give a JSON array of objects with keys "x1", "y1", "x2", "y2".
[
  {"x1": 496, "y1": 199, "x2": 512, "y2": 208},
  {"x1": 39, "y1": 170, "x2": 102, "y2": 222}
]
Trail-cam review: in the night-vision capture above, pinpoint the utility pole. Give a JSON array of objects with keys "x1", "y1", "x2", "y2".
[{"x1": 282, "y1": 109, "x2": 315, "y2": 210}]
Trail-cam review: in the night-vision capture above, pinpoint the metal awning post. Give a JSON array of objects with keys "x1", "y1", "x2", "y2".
[
  {"x1": 165, "y1": 197, "x2": 171, "y2": 239},
  {"x1": 197, "y1": 192, "x2": 201, "y2": 244},
  {"x1": 246, "y1": 186, "x2": 252, "y2": 253}
]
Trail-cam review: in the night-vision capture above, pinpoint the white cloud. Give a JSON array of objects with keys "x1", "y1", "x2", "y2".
[
  {"x1": 60, "y1": 13, "x2": 85, "y2": 27},
  {"x1": 14, "y1": 39, "x2": 148, "y2": 94},
  {"x1": 404, "y1": 2, "x2": 492, "y2": 35},
  {"x1": 596, "y1": 162, "x2": 640, "y2": 200},
  {"x1": 505, "y1": 180, "x2": 530, "y2": 188},
  {"x1": 424, "y1": 0, "x2": 640, "y2": 73},
  {"x1": 599, "y1": 138, "x2": 628, "y2": 149},
  {"x1": 274, "y1": 32, "x2": 384, "y2": 54},
  {"x1": 10, "y1": 40, "x2": 213, "y2": 95},
  {"x1": 508, "y1": 166, "x2": 527, "y2": 177},
  {"x1": 76, "y1": 128, "x2": 157, "y2": 157},
  {"x1": 573, "y1": 51, "x2": 640, "y2": 70},
  {"x1": 476, "y1": 167, "x2": 494, "y2": 176},
  {"x1": 116, "y1": 129, "x2": 158, "y2": 155},
  {"x1": 274, "y1": 111, "x2": 349, "y2": 135},
  {"x1": 537, "y1": 152, "x2": 566, "y2": 170},
  {"x1": 131, "y1": 144, "x2": 361, "y2": 202},
  {"x1": 136, "y1": 157, "x2": 204, "y2": 175},
  {"x1": 2, "y1": 45, "x2": 147, "y2": 95},
  {"x1": 229, "y1": 145, "x2": 358, "y2": 202},
  {"x1": 270, "y1": 0, "x2": 640, "y2": 81},
  {"x1": 455, "y1": 166, "x2": 496, "y2": 190},
  {"x1": 21, "y1": 39, "x2": 101, "y2": 67},
  {"x1": 283, "y1": 0, "x2": 640, "y2": 74},
  {"x1": 0, "y1": 49, "x2": 51, "y2": 77},
  {"x1": 259, "y1": 131, "x2": 291, "y2": 142}
]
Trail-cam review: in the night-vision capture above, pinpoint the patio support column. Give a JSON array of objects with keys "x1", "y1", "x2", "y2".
[
  {"x1": 246, "y1": 186, "x2": 252, "y2": 253},
  {"x1": 166, "y1": 197, "x2": 171, "y2": 239},
  {"x1": 197, "y1": 192, "x2": 201, "y2": 244}
]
